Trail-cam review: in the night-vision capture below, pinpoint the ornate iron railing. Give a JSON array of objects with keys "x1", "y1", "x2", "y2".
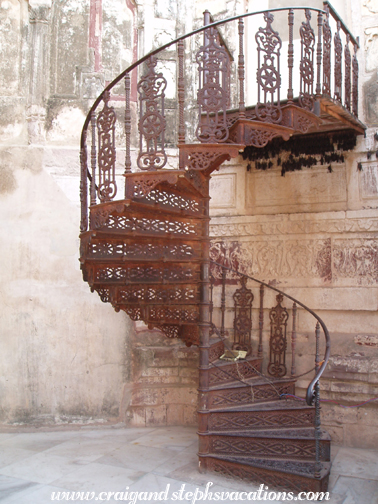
[
  {"x1": 209, "y1": 260, "x2": 331, "y2": 478},
  {"x1": 80, "y1": 3, "x2": 361, "y2": 234}
]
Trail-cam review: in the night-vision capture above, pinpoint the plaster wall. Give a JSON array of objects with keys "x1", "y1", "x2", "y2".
[{"x1": 207, "y1": 0, "x2": 378, "y2": 448}]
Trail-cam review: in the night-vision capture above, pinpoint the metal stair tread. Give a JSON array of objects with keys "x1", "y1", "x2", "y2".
[
  {"x1": 207, "y1": 398, "x2": 314, "y2": 413},
  {"x1": 210, "y1": 356, "x2": 262, "y2": 368},
  {"x1": 200, "y1": 453, "x2": 331, "y2": 480},
  {"x1": 207, "y1": 375, "x2": 295, "y2": 392},
  {"x1": 203, "y1": 427, "x2": 331, "y2": 441},
  {"x1": 124, "y1": 169, "x2": 208, "y2": 198},
  {"x1": 91, "y1": 198, "x2": 208, "y2": 220}
]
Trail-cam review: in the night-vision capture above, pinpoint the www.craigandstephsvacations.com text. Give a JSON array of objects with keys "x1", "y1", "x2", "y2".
[{"x1": 51, "y1": 482, "x2": 330, "y2": 502}]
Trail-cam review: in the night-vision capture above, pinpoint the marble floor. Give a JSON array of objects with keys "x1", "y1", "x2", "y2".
[{"x1": 0, "y1": 425, "x2": 377, "y2": 504}]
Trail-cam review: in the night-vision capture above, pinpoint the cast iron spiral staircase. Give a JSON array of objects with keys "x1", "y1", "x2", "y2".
[{"x1": 79, "y1": 2, "x2": 364, "y2": 493}]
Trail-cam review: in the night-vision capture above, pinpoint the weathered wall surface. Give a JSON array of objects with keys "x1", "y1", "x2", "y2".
[
  {"x1": 126, "y1": 323, "x2": 198, "y2": 427},
  {"x1": 0, "y1": 0, "x2": 138, "y2": 425},
  {"x1": 207, "y1": 1, "x2": 378, "y2": 448}
]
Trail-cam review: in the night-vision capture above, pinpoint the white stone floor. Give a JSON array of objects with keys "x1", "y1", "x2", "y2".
[{"x1": 0, "y1": 425, "x2": 377, "y2": 504}]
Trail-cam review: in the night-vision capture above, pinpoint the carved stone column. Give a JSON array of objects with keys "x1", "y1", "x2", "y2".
[{"x1": 27, "y1": 2, "x2": 51, "y2": 144}]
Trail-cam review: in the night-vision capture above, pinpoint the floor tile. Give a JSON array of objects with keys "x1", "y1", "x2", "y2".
[
  {"x1": 0, "y1": 474, "x2": 40, "y2": 502},
  {"x1": 153, "y1": 442, "x2": 198, "y2": 476},
  {"x1": 97, "y1": 442, "x2": 175, "y2": 472},
  {"x1": 0, "y1": 432, "x2": 69, "y2": 453},
  {"x1": 0, "y1": 447, "x2": 35, "y2": 470},
  {"x1": 332, "y1": 447, "x2": 378, "y2": 480},
  {"x1": 332, "y1": 475, "x2": 378, "y2": 504},
  {"x1": 42, "y1": 437, "x2": 119, "y2": 464},
  {"x1": 125, "y1": 473, "x2": 204, "y2": 504},
  {"x1": 51, "y1": 462, "x2": 145, "y2": 493},
  {"x1": 0, "y1": 452, "x2": 82, "y2": 485},
  {"x1": 132, "y1": 426, "x2": 197, "y2": 451}
]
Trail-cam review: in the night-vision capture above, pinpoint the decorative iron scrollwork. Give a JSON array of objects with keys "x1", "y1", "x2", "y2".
[
  {"x1": 322, "y1": 5, "x2": 331, "y2": 96},
  {"x1": 352, "y1": 43, "x2": 358, "y2": 117},
  {"x1": 137, "y1": 56, "x2": 167, "y2": 170},
  {"x1": 196, "y1": 27, "x2": 230, "y2": 143},
  {"x1": 255, "y1": 12, "x2": 282, "y2": 124},
  {"x1": 97, "y1": 91, "x2": 117, "y2": 202},
  {"x1": 232, "y1": 276, "x2": 254, "y2": 356},
  {"x1": 299, "y1": 10, "x2": 315, "y2": 111},
  {"x1": 344, "y1": 35, "x2": 351, "y2": 111},
  {"x1": 334, "y1": 21, "x2": 342, "y2": 103},
  {"x1": 268, "y1": 294, "x2": 289, "y2": 378}
]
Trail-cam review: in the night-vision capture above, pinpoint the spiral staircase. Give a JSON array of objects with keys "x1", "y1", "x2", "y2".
[{"x1": 79, "y1": 3, "x2": 364, "y2": 493}]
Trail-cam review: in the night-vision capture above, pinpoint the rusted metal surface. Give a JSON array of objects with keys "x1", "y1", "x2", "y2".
[
  {"x1": 334, "y1": 21, "x2": 342, "y2": 103},
  {"x1": 196, "y1": 20, "x2": 229, "y2": 143},
  {"x1": 232, "y1": 276, "x2": 253, "y2": 356},
  {"x1": 268, "y1": 294, "x2": 289, "y2": 378},
  {"x1": 299, "y1": 10, "x2": 315, "y2": 111},
  {"x1": 322, "y1": 5, "x2": 332, "y2": 96},
  {"x1": 255, "y1": 12, "x2": 282, "y2": 124},
  {"x1": 78, "y1": 4, "x2": 363, "y2": 493},
  {"x1": 137, "y1": 56, "x2": 167, "y2": 170},
  {"x1": 97, "y1": 92, "x2": 117, "y2": 202}
]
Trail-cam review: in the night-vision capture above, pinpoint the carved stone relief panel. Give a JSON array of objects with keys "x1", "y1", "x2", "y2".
[
  {"x1": 210, "y1": 214, "x2": 378, "y2": 238},
  {"x1": 210, "y1": 239, "x2": 332, "y2": 283},
  {"x1": 363, "y1": 0, "x2": 378, "y2": 14},
  {"x1": 333, "y1": 239, "x2": 378, "y2": 285},
  {"x1": 210, "y1": 236, "x2": 378, "y2": 286}
]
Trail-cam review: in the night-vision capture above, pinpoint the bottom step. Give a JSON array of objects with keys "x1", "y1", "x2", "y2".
[{"x1": 199, "y1": 454, "x2": 330, "y2": 494}]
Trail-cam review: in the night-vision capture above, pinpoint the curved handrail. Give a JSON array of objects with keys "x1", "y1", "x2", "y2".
[
  {"x1": 210, "y1": 260, "x2": 331, "y2": 406},
  {"x1": 80, "y1": 5, "x2": 327, "y2": 150}
]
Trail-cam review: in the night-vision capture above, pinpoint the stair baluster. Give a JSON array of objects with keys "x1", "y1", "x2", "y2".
[
  {"x1": 178, "y1": 39, "x2": 186, "y2": 146},
  {"x1": 314, "y1": 322, "x2": 321, "y2": 479},
  {"x1": 124, "y1": 73, "x2": 132, "y2": 175},
  {"x1": 334, "y1": 21, "x2": 342, "y2": 103},
  {"x1": 238, "y1": 18, "x2": 246, "y2": 118},
  {"x1": 322, "y1": 4, "x2": 332, "y2": 96},
  {"x1": 258, "y1": 284, "x2": 264, "y2": 358},
  {"x1": 287, "y1": 9, "x2": 294, "y2": 103},
  {"x1": 220, "y1": 267, "x2": 226, "y2": 339},
  {"x1": 291, "y1": 302, "x2": 297, "y2": 377},
  {"x1": 344, "y1": 34, "x2": 351, "y2": 111},
  {"x1": 352, "y1": 42, "x2": 359, "y2": 116},
  {"x1": 316, "y1": 11, "x2": 323, "y2": 97},
  {"x1": 90, "y1": 112, "x2": 97, "y2": 208}
]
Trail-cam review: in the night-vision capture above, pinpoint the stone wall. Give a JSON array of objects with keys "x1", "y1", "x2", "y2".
[
  {"x1": 0, "y1": 0, "x2": 139, "y2": 426},
  {"x1": 126, "y1": 322, "x2": 199, "y2": 427}
]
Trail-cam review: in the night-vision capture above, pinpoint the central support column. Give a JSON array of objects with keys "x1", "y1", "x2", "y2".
[{"x1": 197, "y1": 175, "x2": 211, "y2": 472}]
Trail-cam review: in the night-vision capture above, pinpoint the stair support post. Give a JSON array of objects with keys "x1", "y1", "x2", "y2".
[
  {"x1": 80, "y1": 133, "x2": 88, "y2": 233},
  {"x1": 238, "y1": 18, "x2": 246, "y2": 118},
  {"x1": 178, "y1": 40, "x2": 186, "y2": 147},
  {"x1": 220, "y1": 267, "x2": 226, "y2": 339},
  {"x1": 198, "y1": 178, "x2": 211, "y2": 468},
  {"x1": 287, "y1": 9, "x2": 294, "y2": 102},
  {"x1": 124, "y1": 73, "x2": 132, "y2": 176},
  {"x1": 314, "y1": 322, "x2": 321, "y2": 479},
  {"x1": 258, "y1": 284, "x2": 264, "y2": 358},
  {"x1": 316, "y1": 11, "x2": 323, "y2": 97},
  {"x1": 291, "y1": 302, "x2": 297, "y2": 377}
]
